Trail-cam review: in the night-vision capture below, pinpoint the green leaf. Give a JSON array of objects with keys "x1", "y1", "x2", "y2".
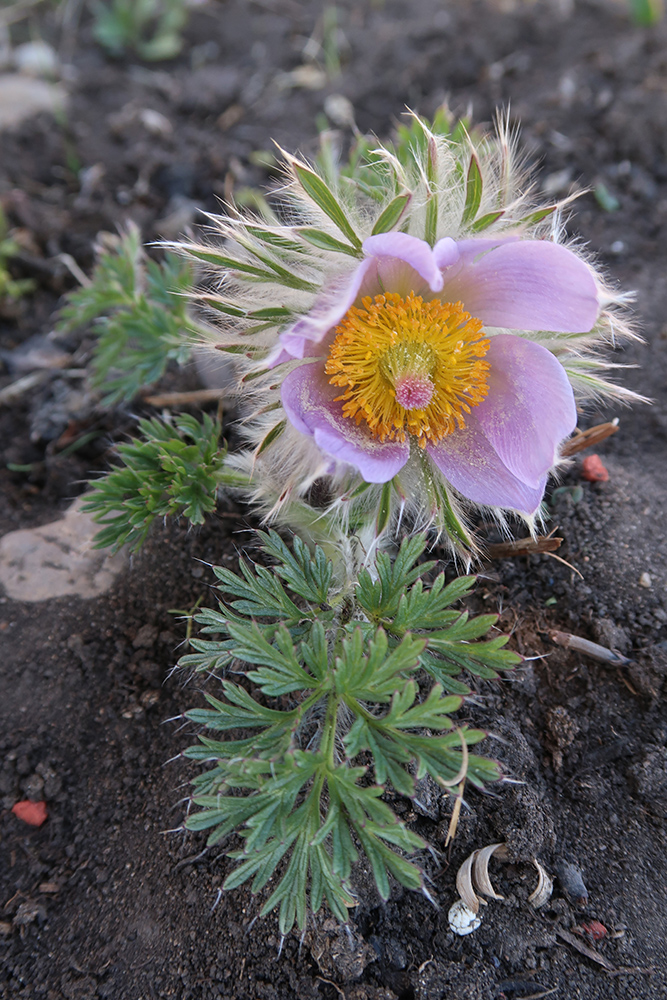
[
  {"x1": 594, "y1": 183, "x2": 620, "y2": 213},
  {"x1": 82, "y1": 413, "x2": 227, "y2": 551},
  {"x1": 371, "y1": 193, "x2": 412, "y2": 235},
  {"x1": 185, "y1": 247, "x2": 317, "y2": 292},
  {"x1": 226, "y1": 621, "x2": 318, "y2": 695},
  {"x1": 434, "y1": 478, "x2": 475, "y2": 551},
  {"x1": 298, "y1": 228, "x2": 362, "y2": 257},
  {"x1": 629, "y1": 0, "x2": 663, "y2": 26},
  {"x1": 179, "y1": 528, "x2": 510, "y2": 931},
  {"x1": 471, "y1": 210, "x2": 504, "y2": 233},
  {"x1": 293, "y1": 164, "x2": 362, "y2": 248},
  {"x1": 255, "y1": 420, "x2": 286, "y2": 456},
  {"x1": 245, "y1": 226, "x2": 307, "y2": 255},
  {"x1": 376, "y1": 480, "x2": 392, "y2": 537},
  {"x1": 356, "y1": 533, "x2": 435, "y2": 623},
  {"x1": 199, "y1": 296, "x2": 247, "y2": 317},
  {"x1": 462, "y1": 153, "x2": 483, "y2": 227},
  {"x1": 519, "y1": 205, "x2": 557, "y2": 226},
  {"x1": 257, "y1": 531, "x2": 333, "y2": 605},
  {"x1": 248, "y1": 306, "x2": 293, "y2": 322},
  {"x1": 57, "y1": 233, "x2": 196, "y2": 406},
  {"x1": 424, "y1": 135, "x2": 438, "y2": 246},
  {"x1": 186, "y1": 683, "x2": 297, "y2": 731}
]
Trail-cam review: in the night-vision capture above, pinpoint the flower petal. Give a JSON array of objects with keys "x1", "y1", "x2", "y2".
[
  {"x1": 433, "y1": 237, "x2": 460, "y2": 270},
  {"x1": 427, "y1": 413, "x2": 547, "y2": 514},
  {"x1": 363, "y1": 232, "x2": 444, "y2": 292},
  {"x1": 442, "y1": 238, "x2": 599, "y2": 333},
  {"x1": 474, "y1": 334, "x2": 577, "y2": 488},
  {"x1": 272, "y1": 257, "x2": 376, "y2": 365},
  {"x1": 281, "y1": 363, "x2": 409, "y2": 483}
]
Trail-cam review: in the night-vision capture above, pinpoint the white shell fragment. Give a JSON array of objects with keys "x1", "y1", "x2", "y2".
[
  {"x1": 455, "y1": 849, "x2": 482, "y2": 914},
  {"x1": 528, "y1": 859, "x2": 554, "y2": 909},
  {"x1": 455, "y1": 841, "x2": 509, "y2": 916},
  {"x1": 448, "y1": 899, "x2": 482, "y2": 936},
  {"x1": 472, "y1": 843, "x2": 507, "y2": 901},
  {"x1": 452, "y1": 842, "x2": 552, "y2": 933}
]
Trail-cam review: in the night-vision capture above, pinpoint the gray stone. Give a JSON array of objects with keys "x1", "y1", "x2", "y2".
[{"x1": 0, "y1": 498, "x2": 127, "y2": 602}]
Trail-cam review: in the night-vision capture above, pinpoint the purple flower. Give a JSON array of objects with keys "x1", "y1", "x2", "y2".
[{"x1": 277, "y1": 233, "x2": 597, "y2": 515}]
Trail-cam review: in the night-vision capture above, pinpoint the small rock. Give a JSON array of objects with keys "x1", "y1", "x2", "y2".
[
  {"x1": 13, "y1": 41, "x2": 60, "y2": 78},
  {"x1": 13, "y1": 901, "x2": 46, "y2": 927},
  {"x1": 580, "y1": 920, "x2": 608, "y2": 941},
  {"x1": 275, "y1": 64, "x2": 327, "y2": 90},
  {"x1": 0, "y1": 498, "x2": 128, "y2": 601},
  {"x1": 132, "y1": 624, "x2": 158, "y2": 650},
  {"x1": 324, "y1": 93, "x2": 356, "y2": 128},
  {"x1": 639, "y1": 572, "x2": 652, "y2": 589},
  {"x1": 448, "y1": 899, "x2": 481, "y2": 936},
  {"x1": 22, "y1": 773, "x2": 44, "y2": 801},
  {"x1": 629, "y1": 746, "x2": 667, "y2": 816},
  {"x1": 305, "y1": 917, "x2": 376, "y2": 982},
  {"x1": 36, "y1": 762, "x2": 61, "y2": 798},
  {"x1": 581, "y1": 454, "x2": 609, "y2": 482},
  {"x1": 0, "y1": 73, "x2": 66, "y2": 130},
  {"x1": 555, "y1": 860, "x2": 588, "y2": 906},
  {"x1": 11, "y1": 800, "x2": 48, "y2": 827},
  {"x1": 592, "y1": 618, "x2": 631, "y2": 655},
  {"x1": 545, "y1": 706, "x2": 580, "y2": 771},
  {"x1": 138, "y1": 107, "x2": 172, "y2": 136}
]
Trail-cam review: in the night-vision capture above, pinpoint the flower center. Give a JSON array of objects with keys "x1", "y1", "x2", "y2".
[{"x1": 325, "y1": 292, "x2": 491, "y2": 446}]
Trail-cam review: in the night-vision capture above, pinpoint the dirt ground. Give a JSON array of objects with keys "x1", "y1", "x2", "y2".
[{"x1": 1, "y1": 1, "x2": 667, "y2": 998}]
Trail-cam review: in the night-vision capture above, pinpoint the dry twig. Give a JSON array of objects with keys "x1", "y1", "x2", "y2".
[
  {"x1": 550, "y1": 631, "x2": 632, "y2": 665},
  {"x1": 561, "y1": 420, "x2": 619, "y2": 457},
  {"x1": 143, "y1": 389, "x2": 226, "y2": 407},
  {"x1": 486, "y1": 535, "x2": 563, "y2": 559}
]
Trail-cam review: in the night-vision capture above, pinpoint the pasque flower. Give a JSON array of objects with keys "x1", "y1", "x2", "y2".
[
  {"x1": 177, "y1": 112, "x2": 635, "y2": 552},
  {"x1": 277, "y1": 230, "x2": 596, "y2": 515}
]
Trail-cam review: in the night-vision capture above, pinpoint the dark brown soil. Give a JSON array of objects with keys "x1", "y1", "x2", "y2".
[{"x1": 1, "y1": 2, "x2": 666, "y2": 998}]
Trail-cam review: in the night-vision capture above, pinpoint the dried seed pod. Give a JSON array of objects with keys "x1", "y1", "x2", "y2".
[
  {"x1": 448, "y1": 899, "x2": 482, "y2": 936},
  {"x1": 528, "y1": 859, "x2": 553, "y2": 909},
  {"x1": 472, "y1": 842, "x2": 506, "y2": 901},
  {"x1": 455, "y1": 849, "x2": 483, "y2": 914}
]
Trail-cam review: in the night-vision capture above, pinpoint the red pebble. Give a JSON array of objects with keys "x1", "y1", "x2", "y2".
[
  {"x1": 11, "y1": 800, "x2": 48, "y2": 827},
  {"x1": 581, "y1": 920, "x2": 608, "y2": 941},
  {"x1": 581, "y1": 454, "x2": 609, "y2": 482}
]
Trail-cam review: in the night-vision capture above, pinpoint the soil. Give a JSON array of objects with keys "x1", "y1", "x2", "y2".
[{"x1": 1, "y1": 1, "x2": 667, "y2": 998}]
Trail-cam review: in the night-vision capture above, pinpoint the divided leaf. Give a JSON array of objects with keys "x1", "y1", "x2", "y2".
[{"x1": 181, "y1": 532, "x2": 516, "y2": 932}]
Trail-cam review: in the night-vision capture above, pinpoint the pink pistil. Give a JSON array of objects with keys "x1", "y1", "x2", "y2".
[{"x1": 394, "y1": 375, "x2": 434, "y2": 410}]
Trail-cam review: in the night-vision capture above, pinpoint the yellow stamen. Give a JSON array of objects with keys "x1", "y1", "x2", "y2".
[{"x1": 325, "y1": 292, "x2": 490, "y2": 446}]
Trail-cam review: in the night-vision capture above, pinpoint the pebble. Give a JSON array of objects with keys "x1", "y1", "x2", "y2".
[
  {"x1": 555, "y1": 860, "x2": 589, "y2": 906},
  {"x1": 448, "y1": 899, "x2": 481, "y2": 936},
  {"x1": 13, "y1": 41, "x2": 60, "y2": 78},
  {"x1": 0, "y1": 73, "x2": 66, "y2": 130},
  {"x1": 639, "y1": 572, "x2": 652, "y2": 589},
  {"x1": 0, "y1": 497, "x2": 128, "y2": 601}
]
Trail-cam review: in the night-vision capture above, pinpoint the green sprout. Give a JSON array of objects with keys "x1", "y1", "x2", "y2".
[
  {"x1": 181, "y1": 532, "x2": 520, "y2": 934},
  {"x1": 57, "y1": 226, "x2": 197, "y2": 406},
  {"x1": 0, "y1": 207, "x2": 35, "y2": 303},
  {"x1": 90, "y1": 0, "x2": 191, "y2": 61},
  {"x1": 628, "y1": 0, "x2": 663, "y2": 25},
  {"x1": 82, "y1": 412, "x2": 236, "y2": 551}
]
